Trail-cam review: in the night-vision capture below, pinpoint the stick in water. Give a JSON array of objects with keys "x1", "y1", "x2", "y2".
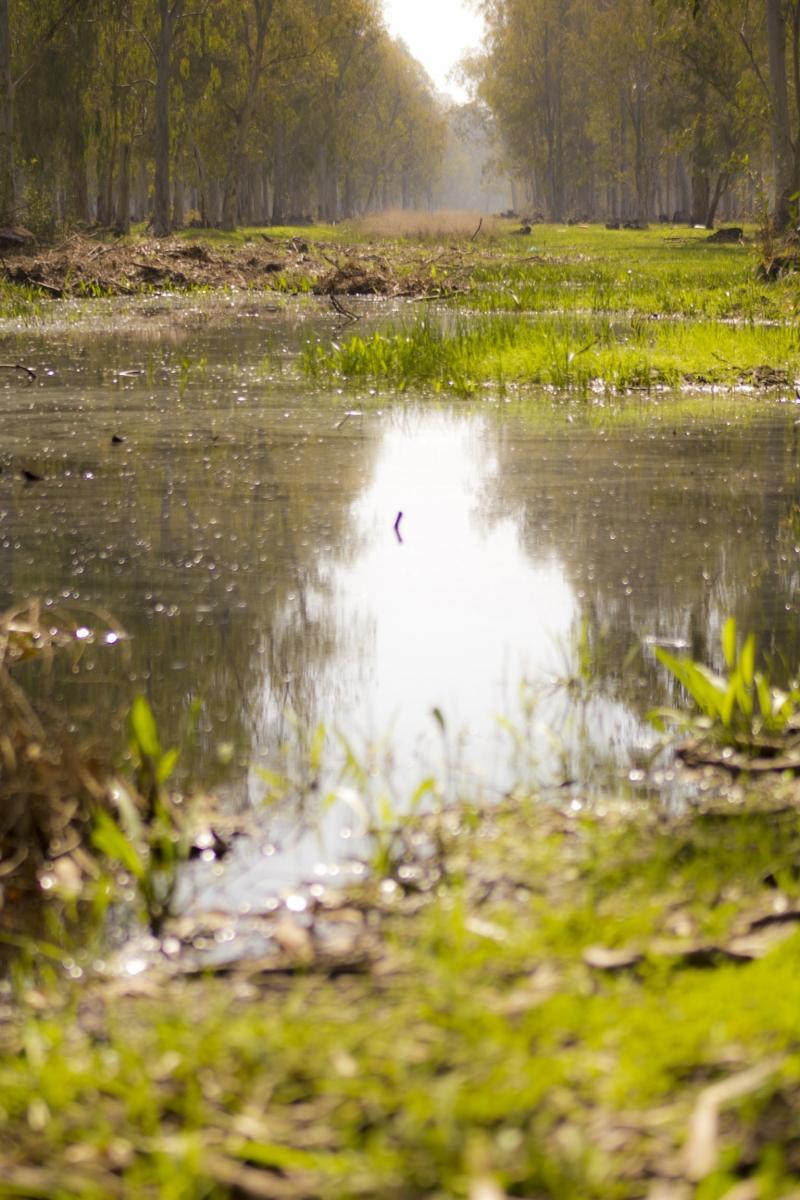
[{"x1": 0, "y1": 363, "x2": 36, "y2": 381}]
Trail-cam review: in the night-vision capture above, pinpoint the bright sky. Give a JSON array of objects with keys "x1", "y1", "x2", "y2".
[{"x1": 381, "y1": 0, "x2": 485, "y2": 101}]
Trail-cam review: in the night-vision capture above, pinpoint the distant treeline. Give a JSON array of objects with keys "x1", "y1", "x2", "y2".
[
  {"x1": 469, "y1": 0, "x2": 800, "y2": 228},
  {"x1": 0, "y1": 0, "x2": 447, "y2": 235}
]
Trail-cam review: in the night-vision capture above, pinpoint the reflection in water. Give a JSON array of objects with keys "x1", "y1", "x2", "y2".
[
  {"x1": 483, "y1": 410, "x2": 800, "y2": 719},
  {"x1": 330, "y1": 414, "x2": 580, "y2": 779},
  {"x1": 1, "y1": 304, "x2": 799, "y2": 897}
]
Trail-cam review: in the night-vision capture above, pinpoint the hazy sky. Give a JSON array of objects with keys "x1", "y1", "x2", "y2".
[{"x1": 381, "y1": 0, "x2": 485, "y2": 101}]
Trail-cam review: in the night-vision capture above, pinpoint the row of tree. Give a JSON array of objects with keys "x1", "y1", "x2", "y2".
[
  {"x1": 0, "y1": 0, "x2": 447, "y2": 234},
  {"x1": 469, "y1": 0, "x2": 800, "y2": 228}
]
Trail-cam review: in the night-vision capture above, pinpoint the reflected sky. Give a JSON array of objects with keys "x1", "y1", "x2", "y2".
[{"x1": 330, "y1": 412, "x2": 577, "y2": 776}]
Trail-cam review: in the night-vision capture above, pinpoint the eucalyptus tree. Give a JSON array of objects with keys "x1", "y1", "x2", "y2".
[
  {"x1": 214, "y1": 0, "x2": 277, "y2": 231},
  {"x1": 653, "y1": 0, "x2": 762, "y2": 227},
  {"x1": 478, "y1": 0, "x2": 574, "y2": 219},
  {"x1": 471, "y1": 0, "x2": 780, "y2": 223},
  {"x1": 763, "y1": 0, "x2": 800, "y2": 227},
  {"x1": 0, "y1": 0, "x2": 89, "y2": 224},
  {"x1": 153, "y1": 0, "x2": 185, "y2": 234}
]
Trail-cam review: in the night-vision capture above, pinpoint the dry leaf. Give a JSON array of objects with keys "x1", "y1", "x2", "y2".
[{"x1": 583, "y1": 945, "x2": 643, "y2": 971}]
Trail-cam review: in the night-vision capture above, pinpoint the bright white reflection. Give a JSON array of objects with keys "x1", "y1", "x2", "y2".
[{"x1": 331, "y1": 413, "x2": 576, "y2": 777}]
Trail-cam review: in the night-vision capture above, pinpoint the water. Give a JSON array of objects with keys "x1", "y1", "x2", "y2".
[{"x1": 2, "y1": 296, "x2": 800, "y2": 903}]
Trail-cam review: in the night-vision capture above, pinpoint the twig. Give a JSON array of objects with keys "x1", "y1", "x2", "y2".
[
  {"x1": 470, "y1": 217, "x2": 484, "y2": 242},
  {"x1": 412, "y1": 290, "x2": 463, "y2": 303},
  {"x1": 711, "y1": 350, "x2": 743, "y2": 372},
  {"x1": 569, "y1": 339, "x2": 598, "y2": 362},
  {"x1": 329, "y1": 293, "x2": 358, "y2": 323},
  {"x1": 685, "y1": 1058, "x2": 784, "y2": 1180},
  {"x1": 0, "y1": 362, "x2": 36, "y2": 381},
  {"x1": 31, "y1": 280, "x2": 63, "y2": 297},
  {"x1": 416, "y1": 249, "x2": 446, "y2": 269}
]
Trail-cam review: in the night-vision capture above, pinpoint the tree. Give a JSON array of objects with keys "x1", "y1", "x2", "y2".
[
  {"x1": 0, "y1": 0, "x2": 88, "y2": 224},
  {"x1": 765, "y1": 0, "x2": 797, "y2": 227},
  {"x1": 154, "y1": 0, "x2": 184, "y2": 235}
]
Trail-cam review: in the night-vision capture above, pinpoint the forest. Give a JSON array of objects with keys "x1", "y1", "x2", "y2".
[
  {"x1": 0, "y1": 0, "x2": 448, "y2": 235},
  {"x1": 6, "y1": 1, "x2": 800, "y2": 234},
  {"x1": 5, "y1": 4, "x2": 800, "y2": 1199},
  {"x1": 471, "y1": 0, "x2": 800, "y2": 228}
]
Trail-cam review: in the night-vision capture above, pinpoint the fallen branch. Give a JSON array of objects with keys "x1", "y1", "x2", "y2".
[
  {"x1": 0, "y1": 362, "x2": 36, "y2": 381},
  {"x1": 204, "y1": 1152, "x2": 315, "y2": 1199},
  {"x1": 329, "y1": 293, "x2": 358, "y2": 322},
  {"x1": 0, "y1": 1165, "x2": 124, "y2": 1198},
  {"x1": 411, "y1": 289, "x2": 464, "y2": 303}
]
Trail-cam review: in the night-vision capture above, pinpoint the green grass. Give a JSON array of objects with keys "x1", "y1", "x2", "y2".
[
  {"x1": 467, "y1": 246, "x2": 788, "y2": 322},
  {"x1": 5, "y1": 789, "x2": 800, "y2": 1198},
  {"x1": 296, "y1": 223, "x2": 800, "y2": 394},
  {"x1": 0, "y1": 280, "x2": 46, "y2": 319},
  {"x1": 305, "y1": 310, "x2": 800, "y2": 396},
  {"x1": 176, "y1": 223, "x2": 344, "y2": 246}
]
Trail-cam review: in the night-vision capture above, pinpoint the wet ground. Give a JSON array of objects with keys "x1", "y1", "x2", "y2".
[{"x1": 2, "y1": 294, "x2": 799, "y2": 909}]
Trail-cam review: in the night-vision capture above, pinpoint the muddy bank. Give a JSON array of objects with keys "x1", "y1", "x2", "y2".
[{"x1": 0, "y1": 232, "x2": 479, "y2": 301}]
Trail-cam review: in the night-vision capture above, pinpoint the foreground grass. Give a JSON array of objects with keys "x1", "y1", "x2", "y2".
[{"x1": 5, "y1": 786, "x2": 800, "y2": 1198}]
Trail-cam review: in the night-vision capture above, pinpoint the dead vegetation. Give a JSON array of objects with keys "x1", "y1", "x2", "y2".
[
  {"x1": 353, "y1": 209, "x2": 503, "y2": 240},
  {"x1": 0, "y1": 230, "x2": 496, "y2": 303},
  {"x1": 0, "y1": 603, "x2": 118, "y2": 897}
]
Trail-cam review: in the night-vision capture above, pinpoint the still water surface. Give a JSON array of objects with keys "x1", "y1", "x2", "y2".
[{"x1": 2, "y1": 298, "x2": 799, "y2": 899}]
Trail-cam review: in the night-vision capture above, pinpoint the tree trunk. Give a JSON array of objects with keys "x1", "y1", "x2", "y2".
[
  {"x1": 222, "y1": 1, "x2": 273, "y2": 232},
  {"x1": 191, "y1": 138, "x2": 207, "y2": 225},
  {"x1": 0, "y1": 0, "x2": 14, "y2": 223},
  {"x1": 691, "y1": 169, "x2": 710, "y2": 226},
  {"x1": 705, "y1": 172, "x2": 728, "y2": 229},
  {"x1": 114, "y1": 140, "x2": 131, "y2": 235},
  {"x1": 172, "y1": 174, "x2": 185, "y2": 229},
  {"x1": 270, "y1": 120, "x2": 287, "y2": 224},
  {"x1": 96, "y1": 129, "x2": 116, "y2": 227},
  {"x1": 766, "y1": 0, "x2": 796, "y2": 229},
  {"x1": 68, "y1": 131, "x2": 90, "y2": 224},
  {"x1": 154, "y1": 0, "x2": 180, "y2": 236}
]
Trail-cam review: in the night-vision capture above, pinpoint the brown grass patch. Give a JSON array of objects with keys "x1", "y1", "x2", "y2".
[{"x1": 353, "y1": 209, "x2": 503, "y2": 240}]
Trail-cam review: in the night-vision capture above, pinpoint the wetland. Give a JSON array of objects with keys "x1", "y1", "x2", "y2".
[{"x1": 3, "y1": 223, "x2": 800, "y2": 1199}]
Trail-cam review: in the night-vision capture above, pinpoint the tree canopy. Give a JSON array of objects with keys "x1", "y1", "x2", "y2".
[
  {"x1": 0, "y1": 0, "x2": 447, "y2": 232},
  {"x1": 469, "y1": 0, "x2": 800, "y2": 228}
]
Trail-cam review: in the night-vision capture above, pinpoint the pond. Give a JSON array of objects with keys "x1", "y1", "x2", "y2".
[{"x1": 2, "y1": 296, "x2": 800, "y2": 903}]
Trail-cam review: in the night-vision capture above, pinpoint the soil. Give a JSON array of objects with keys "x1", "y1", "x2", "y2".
[{"x1": 0, "y1": 232, "x2": 475, "y2": 301}]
